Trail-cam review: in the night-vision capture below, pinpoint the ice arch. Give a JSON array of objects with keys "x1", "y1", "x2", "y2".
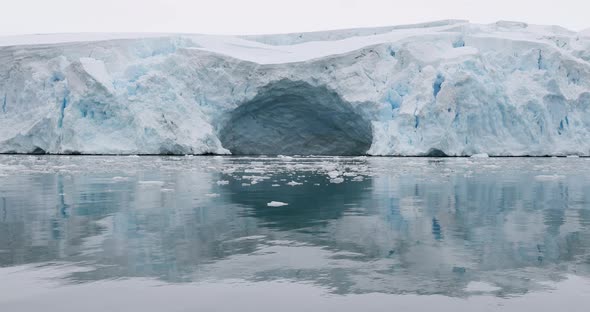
[{"x1": 219, "y1": 80, "x2": 373, "y2": 155}]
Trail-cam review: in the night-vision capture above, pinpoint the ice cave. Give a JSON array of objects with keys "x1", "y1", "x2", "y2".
[{"x1": 219, "y1": 80, "x2": 373, "y2": 155}]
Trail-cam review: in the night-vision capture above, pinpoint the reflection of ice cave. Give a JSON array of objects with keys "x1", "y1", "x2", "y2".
[{"x1": 219, "y1": 80, "x2": 373, "y2": 155}]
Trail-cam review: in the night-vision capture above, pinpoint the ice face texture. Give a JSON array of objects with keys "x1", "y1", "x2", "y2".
[{"x1": 2, "y1": 20, "x2": 590, "y2": 156}]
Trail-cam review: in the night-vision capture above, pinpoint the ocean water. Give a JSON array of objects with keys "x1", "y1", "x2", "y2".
[{"x1": 1, "y1": 155, "x2": 590, "y2": 311}]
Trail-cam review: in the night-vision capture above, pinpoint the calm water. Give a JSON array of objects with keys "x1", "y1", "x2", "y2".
[{"x1": 1, "y1": 155, "x2": 590, "y2": 311}]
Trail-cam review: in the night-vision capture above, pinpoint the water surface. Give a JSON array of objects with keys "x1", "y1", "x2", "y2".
[{"x1": 1, "y1": 155, "x2": 590, "y2": 311}]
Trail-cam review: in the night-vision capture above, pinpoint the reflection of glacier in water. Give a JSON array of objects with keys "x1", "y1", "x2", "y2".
[{"x1": 1, "y1": 155, "x2": 590, "y2": 298}]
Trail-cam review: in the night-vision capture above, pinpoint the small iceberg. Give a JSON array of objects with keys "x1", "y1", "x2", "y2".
[{"x1": 267, "y1": 201, "x2": 288, "y2": 207}]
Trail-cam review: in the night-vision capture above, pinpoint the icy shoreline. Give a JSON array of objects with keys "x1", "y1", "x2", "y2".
[{"x1": 2, "y1": 20, "x2": 590, "y2": 156}]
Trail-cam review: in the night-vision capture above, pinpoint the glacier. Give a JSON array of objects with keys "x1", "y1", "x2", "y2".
[{"x1": 1, "y1": 20, "x2": 590, "y2": 156}]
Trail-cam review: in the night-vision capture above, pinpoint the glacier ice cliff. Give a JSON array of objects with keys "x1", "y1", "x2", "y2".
[{"x1": 2, "y1": 20, "x2": 590, "y2": 156}]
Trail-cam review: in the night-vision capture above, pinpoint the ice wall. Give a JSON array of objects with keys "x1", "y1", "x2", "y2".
[{"x1": 1, "y1": 20, "x2": 590, "y2": 156}]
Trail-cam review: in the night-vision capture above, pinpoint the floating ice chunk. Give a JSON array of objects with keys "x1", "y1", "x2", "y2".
[
  {"x1": 216, "y1": 180, "x2": 230, "y2": 185},
  {"x1": 287, "y1": 181, "x2": 303, "y2": 186},
  {"x1": 465, "y1": 281, "x2": 501, "y2": 292},
  {"x1": 112, "y1": 176, "x2": 129, "y2": 181},
  {"x1": 161, "y1": 188, "x2": 175, "y2": 193},
  {"x1": 245, "y1": 169, "x2": 265, "y2": 173},
  {"x1": 271, "y1": 184, "x2": 280, "y2": 187},
  {"x1": 321, "y1": 164, "x2": 338, "y2": 172},
  {"x1": 267, "y1": 201, "x2": 288, "y2": 207},
  {"x1": 278, "y1": 155, "x2": 293, "y2": 160},
  {"x1": 352, "y1": 176, "x2": 364, "y2": 181},
  {"x1": 330, "y1": 177, "x2": 345, "y2": 184},
  {"x1": 205, "y1": 193, "x2": 220, "y2": 197},
  {"x1": 138, "y1": 181, "x2": 165, "y2": 186},
  {"x1": 567, "y1": 155, "x2": 580, "y2": 158},
  {"x1": 222, "y1": 168, "x2": 236, "y2": 174},
  {"x1": 327, "y1": 170, "x2": 341, "y2": 179},
  {"x1": 242, "y1": 175, "x2": 270, "y2": 185},
  {"x1": 535, "y1": 174, "x2": 566, "y2": 181},
  {"x1": 226, "y1": 235, "x2": 266, "y2": 243},
  {"x1": 241, "y1": 183, "x2": 251, "y2": 187},
  {"x1": 471, "y1": 153, "x2": 489, "y2": 158}
]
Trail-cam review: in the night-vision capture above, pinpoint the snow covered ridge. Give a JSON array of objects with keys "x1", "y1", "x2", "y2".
[{"x1": 2, "y1": 20, "x2": 590, "y2": 156}]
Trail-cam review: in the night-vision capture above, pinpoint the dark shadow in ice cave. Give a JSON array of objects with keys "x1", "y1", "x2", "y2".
[{"x1": 219, "y1": 80, "x2": 373, "y2": 156}]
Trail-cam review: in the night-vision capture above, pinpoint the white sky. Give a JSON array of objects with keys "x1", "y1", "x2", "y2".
[{"x1": 1, "y1": 0, "x2": 589, "y2": 36}]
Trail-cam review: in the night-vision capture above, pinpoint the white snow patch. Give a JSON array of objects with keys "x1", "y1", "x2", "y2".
[{"x1": 79, "y1": 57, "x2": 114, "y2": 93}]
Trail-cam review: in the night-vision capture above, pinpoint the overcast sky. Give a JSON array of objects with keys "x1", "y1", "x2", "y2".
[{"x1": 1, "y1": 0, "x2": 588, "y2": 36}]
